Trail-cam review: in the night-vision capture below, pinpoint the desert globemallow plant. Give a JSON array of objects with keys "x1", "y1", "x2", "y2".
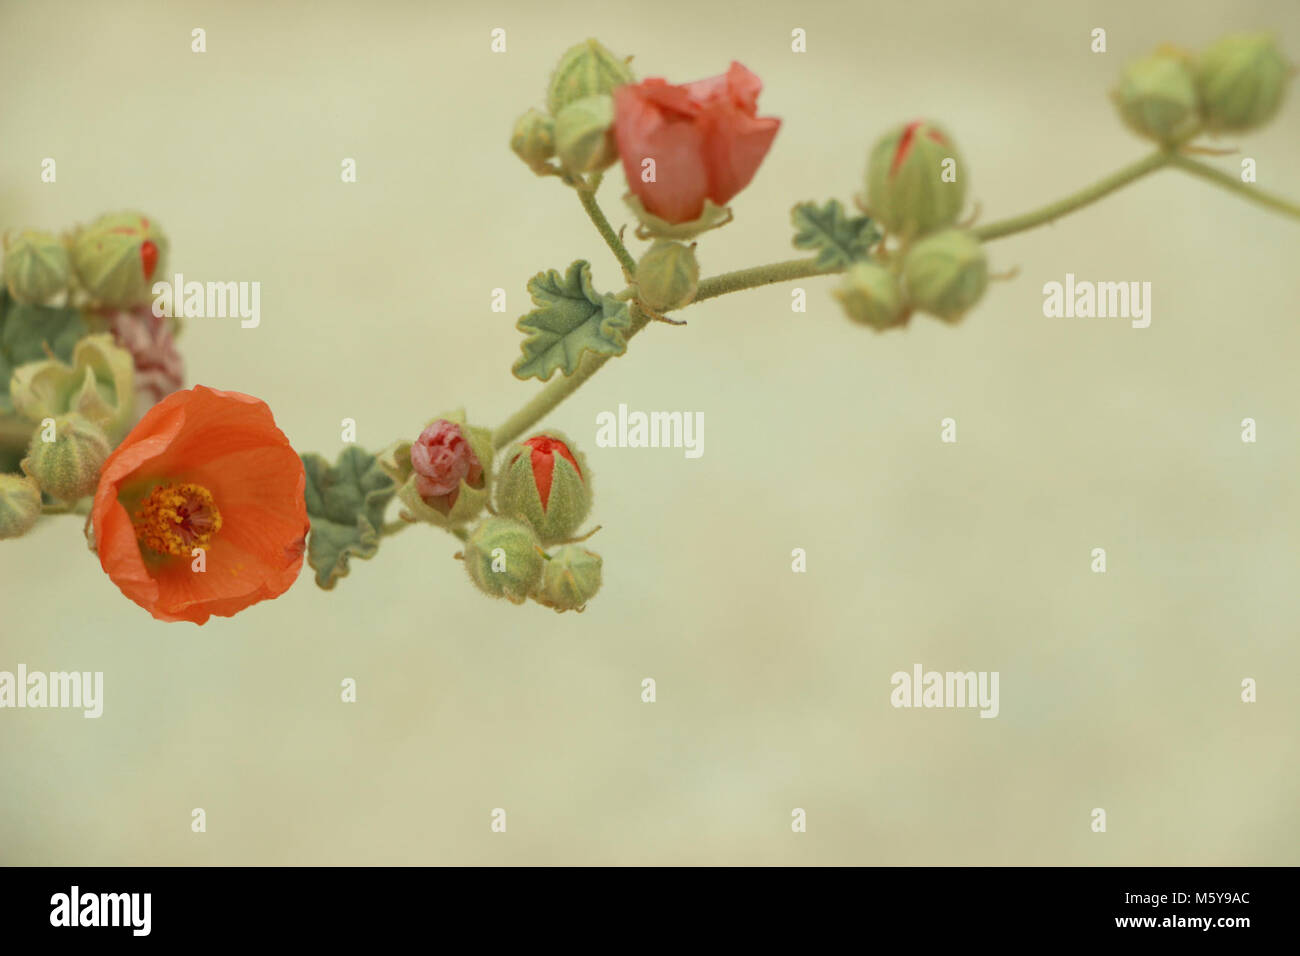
[{"x1": 2, "y1": 32, "x2": 1297, "y2": 624}]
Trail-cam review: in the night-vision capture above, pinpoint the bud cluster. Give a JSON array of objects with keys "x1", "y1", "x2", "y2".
[
  {"x1": 510, "y1": 38, "x2": 634, "y2": 177},
  {"x1": 459, "y1": 430, "x2": 603, "y2": 611},
  {"x1": 1113, "y1": 33, "x2": 1291, "y2": 145},
  {"x1": 844, "y1": 121, "x2": 988, "y2": 330}
]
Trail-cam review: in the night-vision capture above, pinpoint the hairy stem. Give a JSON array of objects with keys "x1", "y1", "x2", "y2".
[
  {"x1": 693, "y1": 257, "x2": 839, "y2": 303},
  {"x1": 1167, "y1": 154, "x2": 1300, "y2": 219},
  {"x1": 577, "y1": 180, "x2": 639, "y2": 280},
  {"x1": 493, "y1": 309, "x2": 652, "y2": 449},
  {"x1": 974, "y1": 150, "x2": 1173, "y2": 241}
]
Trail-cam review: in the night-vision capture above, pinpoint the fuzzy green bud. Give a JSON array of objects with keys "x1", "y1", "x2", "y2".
[
  {"x1": 4, "y1": 231, "x2": 70, "y2": 305},
  {"x1": 901, "y1": 228, "x2": 988, "y2": 323},
  {"x1": 463, "y1": 516, "x2": 545, "y2": 604},
  {"x1": 534, "y1": 544, "x2": 603, "y2": 612},
  {"x1": 636, "y1": 240, "x2": 699, "y2": 312},
  {"x1": 547, "y1": 38, "x2": 634, "y2": 116},
  {"x1": 1113, "y1": 50, "x2": 1201, "y2": 145},
  {"x1": 0, "y1": 473, "x2": 42, "y2": 540},
  {"x1": 554, "y1": 94, "x2": 618, "y2": 174},
  {"x1": 865, "y1": 121, "x2": 967, "y2": 240},
  {"x1": 70, "y1": 211, "x2": 168, "y2": 308},
  {"x1": 1196, "y1": 33, "x2": 1290, "y2": 132},
  {"x1": 511, "y1": 108, "x2": 556, "y2": 172},
  {"x1": 494, "y1": 431, "x2": 592, "y2": 545},
  {"x1": 21, "y1": 413, "x2": 111, "y2": 501},
  {"x1": 833, "y1": 261, "x2": 908, "y2": 331}
]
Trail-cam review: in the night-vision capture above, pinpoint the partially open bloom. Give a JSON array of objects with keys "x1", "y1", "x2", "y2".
[
  {"x1": 613, "y1": 62, "x2": 780, "y2": 225},
  {"x1": 90, "y1": 385, "x2": 309, "y2": 624}
]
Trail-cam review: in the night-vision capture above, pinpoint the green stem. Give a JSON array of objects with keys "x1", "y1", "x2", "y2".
[
  {"x1": 693, "y1": 257, "x2": 839, "y2": 303},
  {"x1": 493, "y1": 308, "x2": 652, "y2": 450},
  {"x1": 577, "y1": 182, "x2": 639, "y2": 280},
  {"x1": 492, "y1": 256, "x2": 841, "y2": 448},
  {"x1": 974, "y1": 150, "x2": 1173, "y2": 242},
  {"x1": 1167, "y1": 154, "x2": 1300, "y2": 220}
]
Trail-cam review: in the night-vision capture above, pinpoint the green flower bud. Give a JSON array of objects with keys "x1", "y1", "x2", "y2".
[
  {"x1": 0, "y1": 473, "x2": 42, "y2": 540},
  {"x1": 1196, "y1": 33, "x2": 1290, "y2": 132},
  {"x1": 534, "y1": 544, "x2": 603, "y2": 612},
  {"x1": 865, "y1": 121, "x2": 967, "y2": 240},
  {"x1": 7, "y1": 333, "x2": 136, "y2": 441},
  {"x1": 901, "y1": 228, "x2": 988, "y2": 323},
  {"x1": 554, "y1": 95, "x2": 618, "y2": 174},
  {"x1": 463, "y1": 516, "x2": 545, "y2": 604},
  {"x1": 833, "y1": 261, "x2": 908, "y2": 331},
  {"x1": 636, "y1": 240, "x2": 699, "y2": 312},
  {"x1": 547, "y1": 38, "x2": 634, "y2": 116},
  {"x1": 494, "y1": 431, "x2": 592, "y2": 545},
  {"x1": 21, "y1": 413, "x2": 111, "y2": 501},
  {"x1": 70, "y1": 211, "x2": 168, "y2": 308},
  {"x1": 4, "y1": 231, "x2": 70, "y2": 305},
  {"x1": 511, "y1": 108, "x2": 556, "y2": 172},
  {"x1": 1113, "y1": 50, "x2": 1201, "y2": 145}
]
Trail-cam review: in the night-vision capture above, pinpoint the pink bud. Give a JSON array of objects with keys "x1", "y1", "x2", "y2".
[{"x1": 410, "y1": 420, "x2": 483, "y2": 508}]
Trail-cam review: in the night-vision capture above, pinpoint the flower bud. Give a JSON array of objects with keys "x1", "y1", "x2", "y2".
[
  {"x1": 22, "y1": 413, "x2": 111, "y2": 501},
  {"x1": 511, "y1": 108, "x2": 556, "y2": 171},
  {"x1": 554, "y1": 94, "x2": 618, "y2": 173},
  {"x1": 636, "y1": 240, "x2": 699, "y2": 312},
  {"x1": 1196, "y1": 33, "x2": 1290, "y2": 132},
  {"x1": 8, "y1": 333, "x2": 136, "y2": 441},
  {"x1": 901, "y1": 228, "x2": 988, "y2": 323},
  {"x1": 494, "y1": 431, "x2": 592, "y2": 544},
  {"x1": 4, "y1": 231, "x2": 70, "y2": 305},
  {"x1": 385, "y1": 409, "x2": 494, "y2": 530},
  {"x1": 547, "y1": 38, "x2": 634, "y2": 116},
  {"x1": 70, "y1": 211, "x2": 168, "y2": 308},
  {"x1": 833, "y1": 261, "x2": 908, "y2": 331},
  {"x1": 534, "y1": 544, "x2": 603, "y2": 612},
  {"x1": 0, "y1": 473, "x2": 42, "y2": 540},
  {"x1": 463, "y1": 516, "x2": 545, "y2": 604},
  {"x1": 1113, "y1": 50, "x2": 1201, "y2": 145},
  {"x1": 865, "y1": 121, "x2": 967, "y2": 240}
]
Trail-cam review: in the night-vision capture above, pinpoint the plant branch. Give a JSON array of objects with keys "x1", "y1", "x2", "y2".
[
  {"x1": 576, "y1": 180, "x2": 639, "y2": 280},
  {"x1": 1167, "y1": 154, "x2": 1300, "y2": 220},
  {"x1": 974, "y1": 149, "x2": 1173, "y2": 241}
]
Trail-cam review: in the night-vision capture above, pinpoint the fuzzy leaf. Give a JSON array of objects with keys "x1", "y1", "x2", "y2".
[
  {"x1": 513, "y1": 260, "x2": 631, "y2": 382},
  {"x1": 790, "y1": 200, "x2": 880, "y2": 269},
  {"x1": 301, "y1": 446, "x2": 396, "y2": 590}
]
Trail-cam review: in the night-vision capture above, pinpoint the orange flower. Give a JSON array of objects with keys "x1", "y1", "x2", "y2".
[{"x1": 90, "y1": 385, "x2": 309, "y2": 624}]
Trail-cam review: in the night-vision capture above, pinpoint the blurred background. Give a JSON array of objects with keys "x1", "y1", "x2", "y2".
[{"x1": 1, "y1": 0, "x2": 1297, "y2": 865}]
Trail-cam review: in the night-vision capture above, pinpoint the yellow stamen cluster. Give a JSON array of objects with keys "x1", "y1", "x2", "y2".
[{"x1": 133, "y1": 482, "x2": 222, "y2": 557}]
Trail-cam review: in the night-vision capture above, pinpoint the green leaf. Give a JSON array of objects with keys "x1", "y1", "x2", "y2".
[
  {"x1": 0, "y1": 290, "x2": 88, "y2": 416},
  {"x1": 301, "y1": 446, "x2": 396, "y2": 590},
  {"x1": 513, "y1": 260, "x2": 631, "y2": 382},
  {"x1": 790, "y1": 200, "x2": 881, "y2": 269}
]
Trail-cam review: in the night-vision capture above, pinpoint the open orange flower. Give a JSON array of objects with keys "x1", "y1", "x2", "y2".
[{"x1": 90, "y1": 385, "x2": 309, "y2": 624}]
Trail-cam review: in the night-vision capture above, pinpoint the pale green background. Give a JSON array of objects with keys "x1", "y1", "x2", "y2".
[{"x1": 1, "y1": 0, "x2": 1297, "y2": 865}]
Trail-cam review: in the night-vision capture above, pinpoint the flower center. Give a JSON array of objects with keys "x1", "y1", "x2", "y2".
[{"x1": 133, "y1": 482, "x2": 222, "y2": 557}]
